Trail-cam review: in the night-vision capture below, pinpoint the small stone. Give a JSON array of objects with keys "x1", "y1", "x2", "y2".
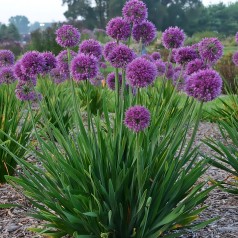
[{"x1": 6, "y1": 223, "x2": 20, "y2": 232}]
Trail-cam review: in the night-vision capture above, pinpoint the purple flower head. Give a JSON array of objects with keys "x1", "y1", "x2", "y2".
[
  {"x1": 191, "y1": 43, "x2": 201, "y2": 59},
  {"x1": 0, "y1": 50, "x2": 15, "y2": 68},
  {"x1": 106, "y1": 17, "x2": 131, "y2": 41},
  {"x1": 185, "y1": 58, "x2": 209, "y2": 75},
  {"x1": 41, "y1": 52, "x2": 57, "y2": 74},
  {"x1": 21, "y1": 51, "x2": 45, "y2": 77},
  {"x1": 162, "y1": 27, "x2": 185, "y2": 49},
  {"x1": 99, "y1": 62, "x2": 107, "y2": 69},
  {"x1": 170, "y1": 49, "x2": 177, "y2": 63},
  {"x1": 71, "y1": 53, "x2": 99, "y2": 81},
  {"x1": 151, "y1": 52, "x2": 161, "y2": 61},
  {"x1": 108, "y1": 44, "x2": 136, "y2": 68},
  {"x1": 106, "y1": 72, "x2": 122, "y2": 90},
  {"x1": 175, "y1": 46, "x2": 198, "y2": 65},
  {"x1": 185, "y1": 69, "x2": 222, "y2": 102},
  {"x1": 56, "y1": 50, "x2": 77, "y2": 73},
  {"x1": 126, "y1": 57, "x2": 157, "y2": 88},
  {"x1": 165, "y1": 62, "x2": 174, "y2": 79},
  {"x1": 132, "y1": 20, "x2": 157, "y2": 45},
  {"x1": 79, "y1": 39, "x2": 103, "y2": 59},
  {"x1": 198, "y1": 38, "x2": 223, "y2": 64},
  {"x1": 50, "y1": 67, "x2": 68, "y2": 84},
  {"x1": 154, "y1": 59, "x2": 166, "y2": 76},
  {"x1": 56, "y1": 24, "x2": 80, "y2": 48},
  {"x1": 141, "y1": 54, "x2": 153, "y2": 62},
  {"x1": 14, "y1": 60, "x2": 35, "y2": 82},
  {"x1": 122, "y1": 0, "x2": 148, "y2": 24},
  {"x1": 90, "y1": 73, "x2": 104, "y2": 86},
  {"x1": 0, "y1": 66, "x2": 17, "y2": 84},
  {"x1": 124, "y1": 105, "x2": 150, "y2": 133},
  {"x1": 103, "y1": 41, "x2": 117, "y2": 61},
  {"x1": 236, "y1": 32, "x2": 238, "y2": 44},
  {"x1": 15, "y1": 80, "x2": 38, "y2": 101},
  {"x1": 232, "y1": 51, "x2": 238, "y2": 66}
]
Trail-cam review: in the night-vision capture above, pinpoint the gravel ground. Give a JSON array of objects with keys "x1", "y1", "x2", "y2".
[{"x1": 0, "y1": 122, "x2": 238, "y2": 238}]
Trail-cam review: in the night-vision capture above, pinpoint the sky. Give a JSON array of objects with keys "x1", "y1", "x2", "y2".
[{"x1": 0, "y1": 0, "x2": 237, "y2": 25}]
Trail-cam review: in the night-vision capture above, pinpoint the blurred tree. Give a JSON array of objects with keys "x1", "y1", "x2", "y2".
[
  {"x1": 29, "y1": 21, "x2": 41, "y2": 32},
  {"x1": 0, "y1": 23, "x2": 20, "y2": 42},
  {"x1": 9, "y1": 15, "x2": 30, "y2": 34}
]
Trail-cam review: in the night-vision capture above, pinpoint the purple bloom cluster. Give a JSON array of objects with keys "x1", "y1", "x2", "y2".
[
  {"x1": 41, "y1": 52, "x2": 57, "y2": 74},
  {"x1": 175, "y1": 46, "x2": 198, "y2": 65},
  {"x1": 79, "y1": 39, "x2": 102, "y2": 59},
  {"x1": 0, "y1": 66, "x2": 17, "y2": 84},
  {"x1": 185, "y1": 59, "x2": 208, "y2": 75},
  {"x1": 141, "y1": 54, "x2": 153, "y2": 62},
  {"x1": 162, "y1": 27, "x2": 185, "y2": 49},
  {"x1": 198, "y1": 38, "x2": 223, "y2": 64},
  {"x1": 126, "y1": 57, "x2": 157, "y2": 88},
  {"x1": 124, "y1": 105, "x2": 150, "y2": 133},
  {"x1": 151, "y1": 52, "x2": 161, "y2": 61},
  {"x1": 0, "y1": 50, "x2": 15, "y2": 68},
  {"x1": 232, "y1": 51, "x2": 238, "y2": 66},
  {"x1": 236, "y1": 32, "x2": 238, "y2": 44},
  {"x1": 70, "y1": 53, "x2": 99, "y2": 81},
  {"x1": 106, "y1": 72, "x2": 122, "y2": 90},
  {"x1": 56, "y1": 50, "x2": 77, "y2": 73},
  {"x1": 15, "y1": 80, "x2": 38, "y2": 101},
  {"x1": 122, "y1": 0, "x2": 148, "y2": 24},
  {"x1": 154, "y1": 59, "x2": 166, "y2": 76},
  {"x1": 14, "y1": 60, "x2": 34, "y2": 82},
  {"x1": 90, "y1": 73, "x2": 104, "y2": 86},
  {"x1": 56, "y1": 24, "x2": 80, "y2": 48},
  {"x1": 185, "y1": 69, "x2": 222, "y2": 102},
  {"x1": 50, "y1": 68, "x2": 68, "y2": 84},
  {"x1": 132, "y1": 20, "x2": 157, "y2": 45},
  {"x1": 165, "y1": 62, "x2": 174, "y2": 79},
  {"x1": 103, "y1": 41, "x2": 117, "y2": 61},
  {"x1": 99, "y1": 62, "x2": 107, "y2": 69},
  {"x1": 106, "y1": 17, "x2": 131, "y2": 41}
]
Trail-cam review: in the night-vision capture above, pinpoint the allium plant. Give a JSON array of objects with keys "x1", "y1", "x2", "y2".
[
  {"x1": 56, "y1": 50, "x2": 77, "y2": 74},
  {"x1": 0, "y1": 50, "x2": 15, "y2": 68},
  {"x1": 50, "y1": 67, "x2": 68, "y2": 84},
  {"x1": 235, "y1": 32, "x2": 238, "y2": 44},
  {"x1": 151, "y1": 52, "x2": 161, "y2": 61},
  {"x1": 0, "y1": 66, "x2": 17, "y2": 84},
  {"x1": 103, "y1": 41, "x2": 117, "y2": 61},
  {"x1": 79, "y1": 39, "x2": 103, "y2": 59},
  {"x1": 41, "y1": 52, "x2": 57, "y2": 74},
  {"x1": 106, "y1": 72, "x2": 122, "y2": 90},
  {"x1": 185, "y1": 58, "x2": 208, "y2": 75},
  {"x1": 175, "y1": 46, "x2": 198, "y2": 65},
  {"x1": 232, "y1": 51, "x2": 238, "y2": 66}
]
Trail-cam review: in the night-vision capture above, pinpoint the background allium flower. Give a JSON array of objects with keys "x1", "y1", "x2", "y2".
[
  {"x1": 99, "y1": 62, "x2": 107, "y2": 69},
  {"x1": 0, "y1": 50, "x2": 15, "y2": 68},
  {"x1": 0, "y1": 66, "x2": 17, "y2": 84},
  {"x1": 173, "y1": 66, "x2": 185, "y2": 90},
  {"x1": 71, "y1": 53, "x2": 99, "y2": 81},
  {"x1": 175, "y1": 46, "x2": 198, "y2": 65},
  {"x1": 132, "y1": 20, "x2": 157, "y2": 45},
  {"x1": 106, "y1": 72, "x2": 122, "y2": 90},
  {"x1": 162, "y1": 27, "x2": 185, "y2": 49},
  {"x1": 15, "y1": 80, "x2": 37, "y2": 101},
  {"x1": 21, "y1": 51, "x2": 45, "y2": 77},
  {"x1": 198, "y1": 37, "x2": 223, "y2": 64},
  {"x1": 165, "y1": 62, "x2": 174, "y2": 79},
  {"x1": 122, "y1": 0, "x2": 148, "y2": 24},
  {"x1": 56, "y1": 50, "x2": 77, "y2": 73},
  {"x1": 124, "y1": 105, "x2": 150, "y2": 133},
  {"x1": 151, "y1": 52, "x2": 161, "y2": 61},
  {"x1": 141, "y1": 54, "x2": 153, "y2": 62},
  {"x1": 79, "y1": 39, "x2": 102, "y2": 59},
  {"x1": 154, "y1": 59, "x2": 166, "y2": 76},
  {"x1": 50, "y1": 68, "x2": 68, "y2": 84},
  {"x1": 103, "y1": 41, "x2": 117, "y2": 61},
  {"x1": 108, "y1": 44, "x2": 135, "y2": 68},
  {"x1": 126, "y1": 57, "x2": 157, "y2": 88},
  {"x1": 186, "y1": 58, "x2": 208, "y2": 75},
  {"x1": 90, "y1": 73, "x2": 104, "y2": 86},
  {"x1": 236, "y1": 32, "x2": 238, "y2": 44},
  {"x1": 232, "y1": 51, "x2": 238, "y2": 66},
  {"x1": 106, "y1": 17, "x2": 131, "y2": 41},
  {"x1": 185, "y1": 69, "x2": 222, "y2": 102},
  {"x1": 170, "y1": 49, "x2": 177, "y2": 63},
  {"x1": 41, "y1": 52, "x2": 57, "y2": 74},
  {"x1": 56, "y1": 24, "x2": 80, "y2": 48}
]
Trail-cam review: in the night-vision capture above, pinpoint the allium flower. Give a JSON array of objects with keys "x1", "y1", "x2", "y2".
[
  {"x1": 71, "y1": 53, "x2": 99, "y2": 81},
  {"x1": 191, "y1": 43, "x2": 200, "y2": 59},
  {"x1": 50, "y1": 68, "x2": 68, "y2": 84},
  {"x1": 185, "y1": 69, "x2": 222, "y2": 102},
  {"x1": 122, "y1": 0, "x2": 148, "y2": 24},
  {"x1": 56, "y1": 50, "x2": 77, "y2": 73},
  {"x1": 162, "y1": 27, "x2": 185, "y2": 49},
  {"x1": 141, "y1": 54, "x2": 153, "y2": 62},
  {"x1": 124, "y1": 105, "x2": 150, "y2": 133},
  {"x1": 185, "y1": 59, "x2": 208, "y2": 75},
  {"x1": 106, "y1": 17, "x2": 131, "y2": 41},
  {"x1": 0, "y1": 50, "x2": 15, "y2": 68},
  {"x1": 175, "y1": 46, "x2": 198, "y2": 65},
  {"x1": 236, "y1": 32, "x2": 238, "y2": 44},
  {"x1": 232, "y1": 51, "x2": 238, "y2": 66},
  {"x1": 198, "y1": 38, "x2": 223, "y2": 64},
  {"x1": 56, "y1": 24, "x2": 80, "y2": 48},
  {"x1": 108, "y1": 44, "x2": 135, "y2": 68},
  {"x1": 106, "y1": 72, "x2": 122, "y2": 90},
  {"x1": 170, "y1": 49, "x2": 177, "y2": 63},
  {"x1": 21, "y1": 51, "x2": 45, "y2": 77},
  {"x1": 99, "y1": 62, "x2": 107, "y2": 69},
  {"x1": 79, "y1": 39, "x2": 102, "y2": 59},
  {"x1": 103, "y1": 41, "x2": 117, "y2": 61},
  {"x1": 154, "y1": 59, "x2": 166, "y2": 76},
  {"x1": 165, "y1": 62, "x2": 174, "y2": 80},
  {"x1": 15, "y1": 80, "x2": 38, "y2": 101},
  {"x1": 132, "y1": 20, "x2": 157, "y2": 45},
  {"x1": 14, "y1": 60, "x2": 35, "y2": 82},
  {"x1": 90, "y1": 73, "x2": 104, "y2": 86},
  {"x1": 0, "y1": 66, "x2": 17, "y2": 84},
  {"x1": 41, "y1": 52, "x2": 57, "y2": 74},
  {"x1": 126, "y1": 57, "x2": 157, "y2": 88},
  {"x1": 151, "y1": 52, "x2": 161, "y2": 61}
]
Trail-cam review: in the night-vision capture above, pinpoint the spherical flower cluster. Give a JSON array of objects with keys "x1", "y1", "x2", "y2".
[
  {"x1": 198, "y1": 38, "x2": 223, "y2": 64},
  {"x1": 236, "y1": 32, "x2": 238, "y2": 44},
  {"x1": 232, "y1": 51, "x2": 238, "y2": 66},
  {"x1": 124, "y1": 105, "x2": 150, "y2": 133},
  {"x1": 70, "y1": 53, "x2": 99, "y2": 81},
  {"x1": 106, "y1": 72, "x2": 122, "y2": 90},
  {"x1": 103, "y1": 41, "x2": 117, "y2": 61},
  {"x1": 126, "y1": 57, "x2": 157, "y2": 88},
  {"x1": 141, "y1": 54, "x2": 153, "y2": 62},
  {"x1": 15, "y1": 80, "x2": 38, "y2": 101},
  {"x1": 21, "y1": 51, "x2": 45, "y2": 77},
  {"x1": 79, "y1": 39, "x2": 102, "y2": 59},
  {"x1": 90, "y1": 73, "x2": 104, "y2": 86},
  {"x1": 50, "y1": 68, "x2": 68, "y2": 84},
  {"x1": 185, "y1": 58, "x2": 208, "y2": 75},
  {"x1": 14, "y1": 60, "x2": 34, "y2": 82},
  {"x1": 106, "y1": 17, "x2": 131, "y2": 41},
  {"x1": 0, "y1": 66, "x2": 17, "y2": 84},
  {"x1": 162, "y1": 27, "x2": 185, "y2": 49},
  {"x1": 0, "y1": 50, "x2": 15, "y2": 68},
  {"x1": 99, "y1": 62, "x2": 107, "y2": 69},
  {"x1": 132, "y1": 20, "x2": 157, "y2": 45},
  {"x1": 56, "y1": 24, "x2": 80, "y2": 48},
  {"x1": 154, "y1": 59, "x2": 166, "y2": 76},
  {"x1": 185, "y1": 69, "x2": 222, "y2": 102},
  {"x1": 151, "y1": 52, "x2": 161, "y2": 61},
  {"x1": 108, "y1": 44, "x2": 135, "y2": 68},
  {"x1": 41, "y1": 52, "x2": 57, "y2": 74},
  {"x1": 175, "y1": 46, "x2": 198, "y2": 65},
  {"x1": 56, "y1": 50, "x2": 77, "y2": 73},
  {"x1": 165, "y1": 62, "x2": 174, "y2": 79},
  {"x1": 122, "y1": 0, "x2": 148, "y2": 24}
]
